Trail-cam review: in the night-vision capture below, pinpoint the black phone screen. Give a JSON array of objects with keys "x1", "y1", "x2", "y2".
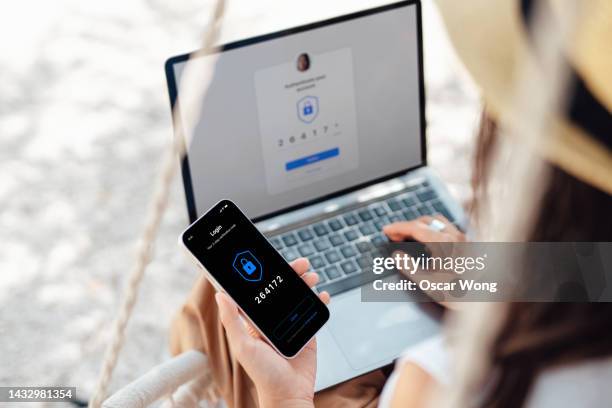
[{"x1": 181, "y1": 199, "x2": 329, "y2": 357}]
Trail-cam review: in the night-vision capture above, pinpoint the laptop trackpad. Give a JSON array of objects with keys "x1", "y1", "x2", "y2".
[{"x1": 327, "y1": 279, "x2": 441, "y2": 370}]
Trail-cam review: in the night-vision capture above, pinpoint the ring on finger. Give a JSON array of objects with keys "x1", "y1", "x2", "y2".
[{"x1": 428, "y1": 219, "x2": 446, "y2": 232}]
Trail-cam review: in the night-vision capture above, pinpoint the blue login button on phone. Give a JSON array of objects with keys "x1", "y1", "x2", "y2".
[
  {"x1": 285, "y1": 147, "x2": 340, "y2": 171},
  {"x1": 273, "y1": 296, "x2": 316, "y2": 341}
]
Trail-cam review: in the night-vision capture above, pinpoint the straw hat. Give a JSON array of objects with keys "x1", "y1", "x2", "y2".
[{"x1": 435, "y1": 0, "x2": 612, "y2": 194}]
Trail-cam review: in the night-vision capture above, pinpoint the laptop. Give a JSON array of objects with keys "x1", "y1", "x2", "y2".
[{"x1": 165, "y1": 0, "x2": 464, "y2": 390}]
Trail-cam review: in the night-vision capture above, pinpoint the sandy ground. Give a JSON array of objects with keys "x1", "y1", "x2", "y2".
[{"x1": 0, "y1": 0, "x2": 479, "y2": 405}]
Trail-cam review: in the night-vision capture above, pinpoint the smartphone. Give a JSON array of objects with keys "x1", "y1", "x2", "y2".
[{"x1": 180, "y1": 199, "x2": 329, "y2": 358}]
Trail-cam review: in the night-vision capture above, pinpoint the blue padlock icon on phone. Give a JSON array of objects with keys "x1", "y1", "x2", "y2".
[
  {"x1": 303, "y1": 101, "x2": 313, "y2": 116},
  {"x1": 233, "y1": 250, "x2": 263, "y2": 282},
  {"x1": 241, "y1": 257, "x2": 257, "y2": 275}
]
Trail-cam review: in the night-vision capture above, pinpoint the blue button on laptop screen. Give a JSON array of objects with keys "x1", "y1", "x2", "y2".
[{"x1": 285, "y1": 147, "x2": 340, "y2": 171}]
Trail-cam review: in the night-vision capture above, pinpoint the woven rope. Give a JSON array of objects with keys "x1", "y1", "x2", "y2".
[{"x1": 88, "y1": 1, "x2": 226, "y2": 406}]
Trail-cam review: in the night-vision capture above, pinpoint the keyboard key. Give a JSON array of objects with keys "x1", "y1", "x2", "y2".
[
  {"x1": 388, "y1": 200, "x2": 402, "y2": 211},
  {"x1": 358, "y1": 209, "x2": 373, "y2": 222},
  {"x1": 324, "y1": 249, "x2": 342, "y2": 264},
  {"x1": 281, "y1": 248, "x2": 298, "y2": 262},
  {"x1": 359, "y1": 223, "x2": 376, "y2": 236},
  {"x1": 422, "y1": 180, "x2": 430, "y2": 188},
  {"x1": 403, "y1": 209, "x2": 417, "y2": 220},
  {"x1": 297, "y1": 228, "x2": 314, "y2": 241},
  {"x1": 309, "y1": 255, "x2": 326, "y2": 269},
  {"x1": 416, "y1": 205, "x2": 431, "y2": 216},
  {"x1": 417, "y1": 189, "x2": 437, "y2": 202},
  {"x1": 340, "y1": 245, "x2": 358, "y2": 259},
  {"x1": 270, "y1": 237, "x2": 283, "y2": 250},
  {"x1": 344, "y1": 229, "x2": 360, "y2": 241},
  {"x1": 377, "y1": 215, "x2": 390, "y2": 225},
  {"x1": 343, "y1": 213, "x2": 359, "y2": 226},
  {"x1": 282, "y1": 233, "x2": 298, "y2": 247},
  {"x1": 406, "y1": 183, "x2": 420, "y2": 192},
  {"x1": 356, "y1": 254, "x2": 373, "y2": 269},
  {"x1": 329, "y1": 234, "x2": 345, "y2": 246},
  {"x1": 313, "y1": 238, "x2": 331, "y2": 252},
  {"x1": 401, "y1": 196, "x2": 416, "y2": 207},
  {"x1": 324, "y1": 265, "x2": 342, "y2": 280},
  {"x1": 317, "y1": 267, "x2": 396, "y2": 296},
  {"x1": 318, "y1": 274, "x2": 360, "y2": 295},
  {"x1": 298, "y1": 243, "x2": 315, "y2": 257},
  {"x1": 374, "y1": 220, "x2": 386, "y2": 231},
  {"x1": 328, "y1": 218, "x2": 344, "y2": 231},
  {"x1": 356, "y1": 241, "x2": 372, "y2": 253},
  {"x1": 432, "y1": 200, "x2": 454, "y2": 221},
  {"x1": 316, "y1": 271, "x2": 327, "y2": 285},
  {"x1": 372, "y1": 205, "x2": 387, "y2": 216},
  {"x1": 370, "y1": 244, "x2": 386, "y2": 258},
  {"x1": 313, "y1": 223, "x2": 330, "y2": 236},
  {"x1": 389, "y1": 214, "x2": 402, "y2": 223},
  {"x1": 371, "y1": 234, "x2": 388, "y2": 245},
  {"x1": 340, "y1": 260, "x2": 359, "y2": 275}
]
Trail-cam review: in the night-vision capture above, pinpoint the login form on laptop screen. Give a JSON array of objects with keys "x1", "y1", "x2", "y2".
[{"x1": 170, "y1": 4, "x2": 423, "y2": 219}]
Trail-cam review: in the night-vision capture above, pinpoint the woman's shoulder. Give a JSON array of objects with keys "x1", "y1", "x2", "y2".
[{"x1": 527, "y1": 356, "x2": 612, "y2": 407}]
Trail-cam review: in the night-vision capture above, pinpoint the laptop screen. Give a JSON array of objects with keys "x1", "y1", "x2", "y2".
[{"x1": 168, "y1": 2, "x2": 424, "y2": 221}]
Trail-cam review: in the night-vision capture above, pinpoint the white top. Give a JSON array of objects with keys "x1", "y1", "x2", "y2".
[{"x1": 379, "y1": 334, "x2": 612, "y2": 407}]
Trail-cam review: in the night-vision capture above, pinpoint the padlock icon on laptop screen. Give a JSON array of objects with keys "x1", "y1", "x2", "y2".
[
  {"x1": 241, "y1": 257, "x2": 257, "y2": 275},
  {"x1": 303, "y1": 101, "x2": 313, "y2": 116},
  {"x1": 297, "y1": 96, "x2": 318, "y2": 124}
]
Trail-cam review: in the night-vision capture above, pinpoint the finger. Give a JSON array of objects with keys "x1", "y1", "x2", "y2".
[
  {"x1": 215, "y1": 292, "x2": 253, "y2": 355},
  {"x1": 290, "y1": 258, "x2": 310, "y2": 276},
  {"x1": 318, "y1": 291, "x2": 330, "y2": 305},
  {"x1": 302, "y1": 271, "x2": 319, "y2": 288},
  {"x1": 304, "y1": 336, "x2": 317, "y2": 351},
  {"x1": 383, "y1": 219, "x2": 422, "y2": 241},
  {"x1": 433, "y1": 214, "x2": 450, "y2": 224},
  {"x1": 417, "y1": 215, "x2": 434, "y2": 225},
  {"x1": 434, "y1": 214, "x2": 465, "y2": 241},
  {"x1": 431, "y1": 214, "x2": 453, "y2": 229},
  {"x1": 383, "y1": 219, "x2": 444, "y2": 242},
  {"x1": 245, "y1": 322, "x2": 261, "y2": 339},
  {"x1": 431, "y1": 214, "x2": 459, "y2": 230}
]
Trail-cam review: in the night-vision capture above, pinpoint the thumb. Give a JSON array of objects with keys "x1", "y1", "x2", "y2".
[{"x1": 216, "y1": 292, "x2": 253, "y2": 356}]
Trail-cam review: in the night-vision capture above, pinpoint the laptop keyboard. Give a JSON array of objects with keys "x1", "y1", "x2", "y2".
[{"x1": 269, "y1": 181, "x2": 456, "y2": 296}]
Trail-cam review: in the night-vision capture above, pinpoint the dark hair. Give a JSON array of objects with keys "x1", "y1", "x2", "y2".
[{"x1": 472, "y1": 110, "x2": 612, "y2": 407}]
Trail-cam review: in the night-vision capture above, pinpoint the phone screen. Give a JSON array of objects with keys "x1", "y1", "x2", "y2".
[{"x1": 181, "y1": 199, "x2": 329, "y2": 357}]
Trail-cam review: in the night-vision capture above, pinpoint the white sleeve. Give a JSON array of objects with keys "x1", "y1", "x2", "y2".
[{"x1": 378, "y1": 334, "x2": 450, "y2": 408}]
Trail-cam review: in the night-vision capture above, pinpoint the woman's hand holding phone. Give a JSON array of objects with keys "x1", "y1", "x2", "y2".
[{"x1": 216, "y1": 257, "x2": 330, "y2": 408}]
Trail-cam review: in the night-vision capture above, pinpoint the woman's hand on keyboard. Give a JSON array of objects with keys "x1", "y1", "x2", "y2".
[
  {"x1": 383, "y1": 216, "x2": 466, "y2": 311},
  {"x1": 382, "y1": 215, "x2": 465, "y2": 243},
  {"x1": 215, "y1": 257, "x2": 329, "y2": 408}
]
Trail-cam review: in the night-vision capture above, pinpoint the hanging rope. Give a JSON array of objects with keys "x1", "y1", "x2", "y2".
[{"x1": 88, "y1": 1, "x2": 226, "y2": 406}]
